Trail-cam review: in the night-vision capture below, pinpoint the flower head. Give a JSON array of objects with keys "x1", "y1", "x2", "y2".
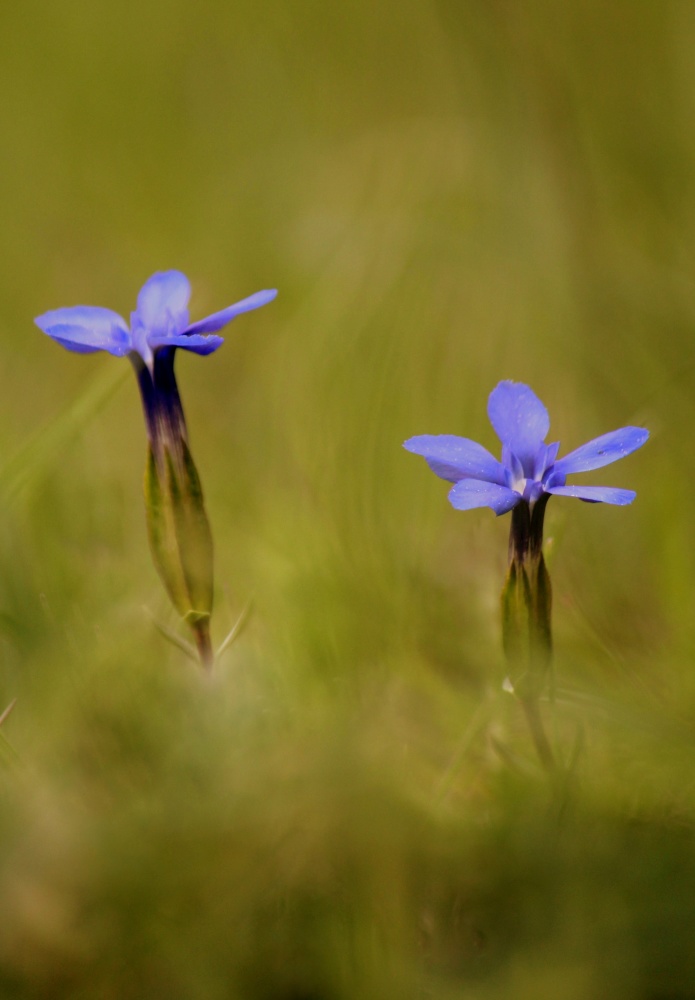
[
  {"x1": 404, "y1": 380, "x2": 648, "y2": 516},
  {"x1": 35, "y1": 270, "x2": 277, "y2": 370}
]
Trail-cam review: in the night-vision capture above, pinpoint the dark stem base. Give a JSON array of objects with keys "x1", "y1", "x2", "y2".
[{"x1": 192, "y1": 619, "x2": 214, "y2": 673}]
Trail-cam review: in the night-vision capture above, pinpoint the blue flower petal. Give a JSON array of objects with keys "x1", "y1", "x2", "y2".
[
  {"x1": 448, "y1": 479, "x2": 521, "y2": 515},
  {"x1": 183, "y1": 289, "x2": 278, "y2": 336},
  {"x1": 501, "y1": 445, "x2": 524, "y2": 487},
  {"x1": 35, "y1": 306, "x2": 131, "y2": 356},
  {"x1": 403, "y1": 435, "x2": 507, "y2": 485},
  {"x1": 552, "y1": 427, "x2": 649, "y2": 476},
  {"x1": 543, "y1": 468, "x2": 566, "y2": 490},
  {"x1": 148, "y1": 333, "x2": 224, "y2": 356},
  {"x1": 134, "y1": 271, "x2": 191, "y2": 337},
  {"x1": 533, "y1": 441, "x2": 560, "y2": 479},
  {"x1": 488, "y1": 381, "x2": 550, "y2": 470},
  {"x1": 545, "y1": 484, "x2": 637, "y2": 505}
]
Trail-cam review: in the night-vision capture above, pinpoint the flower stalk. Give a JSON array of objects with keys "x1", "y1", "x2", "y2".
[
  {"x1": 501, "y1": 495, "x2": 554, "y2": 769},
  {"x1": 139, "y1": 352, "x2": 214, "y2": 670}
]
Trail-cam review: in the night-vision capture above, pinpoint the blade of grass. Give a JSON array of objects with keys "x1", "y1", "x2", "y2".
[
  {"x1": 216, "y1": 597, "x2": 254, "y2": 661},
  {"x1": 0, "y1": 363, "x2": 128, "y2": 505}
]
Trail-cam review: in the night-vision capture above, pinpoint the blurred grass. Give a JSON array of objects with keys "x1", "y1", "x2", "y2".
[{"x1": 0, "y1": 0, "x2": 694, "y2": 996}]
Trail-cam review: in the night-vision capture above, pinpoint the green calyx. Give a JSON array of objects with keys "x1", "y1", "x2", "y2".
[
  {"x1": 500, "y1": 499, "x2": 555, "y2": 770},
  {"x1": 144, "y1": 438, "x2": 214, "y2": 628},
  {"x1": 501, "y1": 498, "x2": 552, "y2": 700}
]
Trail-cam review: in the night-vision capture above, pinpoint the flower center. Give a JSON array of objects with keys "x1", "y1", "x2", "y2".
[{"x1": 514, "y1": 475, "x2": 527, "y2": 495}]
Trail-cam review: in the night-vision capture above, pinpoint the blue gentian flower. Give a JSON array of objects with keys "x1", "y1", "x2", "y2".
[
  {"x1": 35, "y1": 271, "x2": 277, "y2": 670},
  {"x1": 405, "y1": 380, "x2": 648, "y2": 771},
  {"x1": 35, "y1": 269, "x2": 277, "y2": 367},
  {"x1": 35, "y1": 270, "x2": 276, "y2": 453},
  {"x1": 404, "y1": 381, "x2": 648, "y2": 516}
]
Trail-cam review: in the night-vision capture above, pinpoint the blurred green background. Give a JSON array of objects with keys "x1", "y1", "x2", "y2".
[{"x1": 0, "y1": 0, "x2": 693, "y2": 996}]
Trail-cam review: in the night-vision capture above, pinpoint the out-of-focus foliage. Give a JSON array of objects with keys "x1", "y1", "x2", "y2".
[{"x1": 0, "y1": 0, "x2": 693, "y2": 996}]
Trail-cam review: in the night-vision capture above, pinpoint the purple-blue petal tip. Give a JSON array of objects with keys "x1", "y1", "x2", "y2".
[
  {"x1": 182, "y1": 289, "x2": 278, "y2": 337},
  {"x1": 35, "y1": 305, "x2": 131, "y2": 356}
]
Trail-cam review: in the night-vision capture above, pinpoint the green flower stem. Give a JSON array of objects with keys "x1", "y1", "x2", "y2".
[{"x1": 501, "y1": 495, "x2": 555, "y2": 770}]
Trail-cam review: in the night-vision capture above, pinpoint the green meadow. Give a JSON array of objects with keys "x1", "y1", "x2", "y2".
[{"x1": 0, "y1": 1, "x2": 693, "y2": 996}]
